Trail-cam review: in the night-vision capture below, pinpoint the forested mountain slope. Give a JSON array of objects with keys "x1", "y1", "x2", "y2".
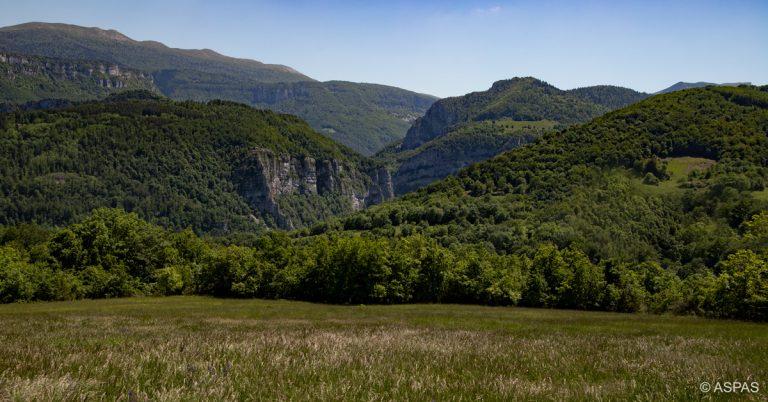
[
  {"x1": 157, "y1": 75, "x2": 437, "y2": 155},
  {"x1": 328, "y1": 85, "x2": 768, "y2": 265},
  {"x1": 385, "y1": 78, "x2": 647, "y2": 194},
  {"x1": 1, "y1": 86, "x2": 766, "y2": 320},
  {"x1": 0, "y1": 22, "x2": 309, "y2": 83},
  {"x1": 401, "y1": 77, "x2": 646, "y2": 149},
  {"x1": 0, "y1": 92, "x2": 393, "y2": 233}
]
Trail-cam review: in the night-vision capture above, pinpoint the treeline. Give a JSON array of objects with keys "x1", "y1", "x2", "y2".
[
  {"x1": 566, "y1": 85, "x2": 649, "y2": 110},
  {"x1": 1, "y1": 208, "x2": 766, "y2": 320}
]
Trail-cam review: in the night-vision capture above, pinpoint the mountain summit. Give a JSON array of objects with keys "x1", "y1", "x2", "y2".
[{"x1": 385, "y1": 77, "x2": 647, "y2": 194}]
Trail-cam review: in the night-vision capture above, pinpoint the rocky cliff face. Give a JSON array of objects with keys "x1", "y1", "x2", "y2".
[
  {"x1": 401, "y1": 100, "x2": 461, "y2": 149},
  {"x1": 0, "y1": 52, "x2": 157, "y2": 100},
  {"x1": 236, "y1": 148, "x2": 393, "y2": 229},
  {"x1": 250, "y1": 83, "x2": 312, "y2": 105}
]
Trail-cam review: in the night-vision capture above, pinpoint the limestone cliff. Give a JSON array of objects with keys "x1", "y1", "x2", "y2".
[
  {"x1": 401, "y1": 100, "x2": 462, "y2": 149},
  {"x1": 235, "y1": 148, "x2": 393, "y2": 229},
  {"x1": 0, "y1": 52, "x2": 158, "y2": 103}
]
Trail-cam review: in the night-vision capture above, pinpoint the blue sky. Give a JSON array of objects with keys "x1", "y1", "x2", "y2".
[{"x1": 1, "y1": 0, "x2": 766, "y2": 97}]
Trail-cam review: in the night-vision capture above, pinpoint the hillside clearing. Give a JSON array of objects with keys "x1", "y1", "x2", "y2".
[
  {"x1": 633, "y1": 156, "x2": 718, "y2": 196},
  {"x1": 662, "y1": 156, "x2": 718, "y2": 177}
]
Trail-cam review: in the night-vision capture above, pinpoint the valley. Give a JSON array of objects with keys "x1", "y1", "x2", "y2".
[{"x1": 0, "y1": 9, "x2": 766, "y2": 400}]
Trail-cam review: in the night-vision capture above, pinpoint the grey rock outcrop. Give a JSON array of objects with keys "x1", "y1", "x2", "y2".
[
  {"x1": 236, "y1": 148, "x2": 393, "y2": 229},
  {"x1": 0, "y1": 51, "x2": 157, "y2": 94},
  {"x1": 401, "y1": 101, "x2": 460, "y2": 149}
]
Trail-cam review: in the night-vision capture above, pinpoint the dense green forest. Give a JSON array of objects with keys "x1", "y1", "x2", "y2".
[
  {"x1": 1, "y1": 85, "x2": 767, "y2": 321},
  {"x1": 320, "y1": 85, "x2": 768, "y2": 317},
  {"x1": 0, "y1": 92, "x2": 387, "y2": 233},
  {"x1": 344, "y1": 86, "x2": 768, "y2": 256},
  {"x1": 567, "y1": 85, "x2": 651, "y2": 109}
]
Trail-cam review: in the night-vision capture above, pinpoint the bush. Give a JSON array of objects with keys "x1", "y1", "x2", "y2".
[
  {"x1": 33, "y1": 268, "x2": 84, "y2": 301},
  {"x1": 78, "y1": 265, "x2": 136, "y2": 298},
  {"x1": 712, "y1": 250, "x2": 768, "y2": 320},
  {"x1": 0, "y1": 247, "x2": 37, "y2": 303},
  {"x1": 153, "y1": 266, "x2": 187, "y2": 296},
  {"x1": 642, "y1": 172, "x2": 659, "y2": 186}
]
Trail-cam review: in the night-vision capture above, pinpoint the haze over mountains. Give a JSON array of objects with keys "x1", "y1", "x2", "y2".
[{"x1": 0, "y1": 22, "x2": 436, "y2": 155}]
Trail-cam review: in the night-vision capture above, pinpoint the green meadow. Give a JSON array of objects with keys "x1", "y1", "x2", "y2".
[{"x1": 0, "y1": 297, "x2": 765, "y2": 401}]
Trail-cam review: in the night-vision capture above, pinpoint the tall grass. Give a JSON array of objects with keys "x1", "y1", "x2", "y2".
[{"x1": 0, "y1": 297, "x2": 765, "y2": 401}]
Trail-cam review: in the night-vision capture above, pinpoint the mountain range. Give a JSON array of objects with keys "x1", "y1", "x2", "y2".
[
  {"x1": 0, "y1": 22, "x2": 436, "y2": 155},
  {"x1": 0, "y1": 51, "x2": 157, "y2": 104},
  {"x1": 0, "y1": 21, "x2": 761, "y2": 237}
]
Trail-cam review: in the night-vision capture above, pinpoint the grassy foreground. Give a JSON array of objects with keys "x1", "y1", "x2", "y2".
[{"x1": 0, "y1": 297, "x2": 765, "y2": 401}]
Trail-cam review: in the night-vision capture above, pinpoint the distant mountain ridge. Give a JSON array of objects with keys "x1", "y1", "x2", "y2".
[
  {"x1": 154, "y1": 70, "x2": 437, "y2": 154},
  {"x1": 0, "y1": 22, "x2": 437, "y2": 155},
  {"x1": 655, "y1": 81, "x2": 751, "y2": 94},
  {"x1": 400, "y1": 78, "x2": 647, "y2": 149},
  {"x1": 385, "y1": 77, "x2": 648, "y2": 194},
  {"x1": 0, "y1": 22, "x2": 310, "y2": 83}
]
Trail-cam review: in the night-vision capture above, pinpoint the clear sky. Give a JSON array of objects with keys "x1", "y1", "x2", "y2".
[{"x1": 1, "y1": 0, "x2": 766, "y2": 97}]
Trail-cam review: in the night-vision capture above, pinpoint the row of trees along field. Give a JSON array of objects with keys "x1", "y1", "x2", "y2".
[{"x1": 1, "y1": 208, "x2": 766, "y2": 321}]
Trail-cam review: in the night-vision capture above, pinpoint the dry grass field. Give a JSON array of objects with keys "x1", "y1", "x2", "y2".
[{"x1": 0, "y1": 297, "x2": 766, "y2": 401}]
